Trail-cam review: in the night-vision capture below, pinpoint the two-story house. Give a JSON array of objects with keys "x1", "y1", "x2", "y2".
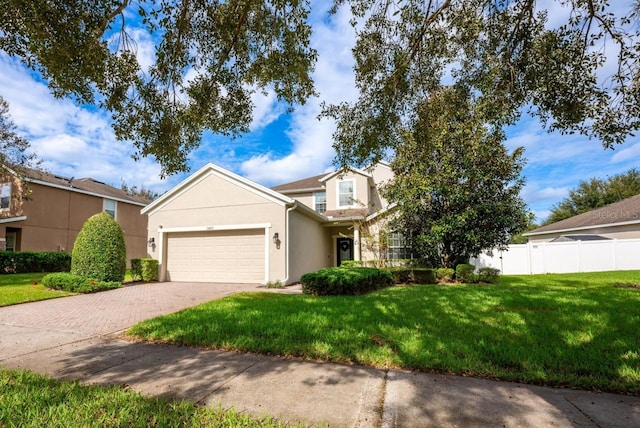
[
  {"x1": 0, "y1": 167, "x2": 149, "y2": 261},
  {"x1": 143, "y1": 162, "x2": 402, "y2": 284}
]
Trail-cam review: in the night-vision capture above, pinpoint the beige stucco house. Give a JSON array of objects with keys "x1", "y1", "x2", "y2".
[
  {"x1": 0, "y1": 167, "x2": 149, "y2": 261},
  {"x1": 143, "y1": 162, "x2": 402, "y2": 284},
  {"x1": 524, "y1": 193, "x2": 640, "y2": 242}
]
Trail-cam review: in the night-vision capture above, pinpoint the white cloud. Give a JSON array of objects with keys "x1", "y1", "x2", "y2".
[
  {"x1": 0, "y1": 54, "x2": 169, "y2": 193},
  {"x1": 241, "y1": 2, "x2": 358, "y2": 185},
  {"x1": 249, "y1": 89, "x2": 285, "y2": 131},
  {"x1": 611, "y1": 141, "x2": 640, "y2": 164}
]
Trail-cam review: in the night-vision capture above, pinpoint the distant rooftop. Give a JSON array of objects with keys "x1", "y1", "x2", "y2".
[
  {"x1": 14, "y1": 166, "x2": 150, "y2": 205},
  {"x1": 526, "y1": 193, "x2": 640, "y2": 236}
]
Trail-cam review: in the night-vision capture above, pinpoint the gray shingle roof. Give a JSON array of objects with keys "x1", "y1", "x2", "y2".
[
  {"x1": 19, "y1": 167, "x2": 150, "y2": 205},
  {"x1": 271, "y1": 173, "x2": 325, "y2": 193},
  {"x1": 526, "y1": 193, "x2": 640, "y2": 235}
]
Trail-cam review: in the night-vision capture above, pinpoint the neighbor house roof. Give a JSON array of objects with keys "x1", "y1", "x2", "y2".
[
  {"x1": 550, "y1": 234, "x2": 611, "y2": 242},
  {"x1": 11, "y1": 166, "x2": 149, "y2": 206},
  {"x1": 271, "y1": 173, "x2": 325, "y2": 193},
  {"x1": 525, "y1": 193, "x2": 640, "y2": 236}
]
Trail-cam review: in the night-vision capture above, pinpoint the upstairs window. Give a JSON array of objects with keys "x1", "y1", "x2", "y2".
[
  {"x1": 338, "y1": 180, "x2": 355, "y2": 207},
  {"x1": 0, "y1": 183, "x2": 10, "y2": 210},
  {"x1": 103, "y1": 199, "x2": 117, "y2": 218},
  {"x1": 314, "y1": 192, "x2": 326, "y2": 214}
]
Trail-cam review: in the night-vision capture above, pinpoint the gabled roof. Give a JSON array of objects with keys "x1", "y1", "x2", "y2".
[
  {"x1": 525, "y1": 193, "x2": 640, "y2": 236},
  {"x1": 319, "y1": 166, "x2": 372, "y2": 182},
  {"x1": 7, "y1": 166, "x2": 149, "y2": 206},
  {"x1": 142, "y1": 163, "x2": 295, "y2": 215},
  {"x1": 271, "y1": 173, "x2": 325, "y2": 193}
]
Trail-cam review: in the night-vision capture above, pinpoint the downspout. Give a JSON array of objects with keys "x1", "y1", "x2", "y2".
[{"x1": 282, "y1": 203, "x2": 298, "y2": 285}]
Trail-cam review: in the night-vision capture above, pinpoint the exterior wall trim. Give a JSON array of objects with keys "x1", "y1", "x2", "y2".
[
  {"x1": 320, "y1": 167, "x2": 372, "y2": 182},
  {"x1": 0, "y1": 215, "x2": 27, "y2": 224}
]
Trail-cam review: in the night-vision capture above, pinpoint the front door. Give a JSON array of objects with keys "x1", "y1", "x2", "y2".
[{"x1": 337, "y1": 237, "x2": 353, "y2": 266}]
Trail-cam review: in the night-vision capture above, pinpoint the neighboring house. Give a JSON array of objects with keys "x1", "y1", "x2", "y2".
[
  {"x1": 0, "y1": 167, "x2": 149, "y2": 261},
  {"x1": 142, "y1": 162, "x2": 402, "y2": 284},
  {"x1": 524, "y1": 193, "x2": 640, "y2": 242}
]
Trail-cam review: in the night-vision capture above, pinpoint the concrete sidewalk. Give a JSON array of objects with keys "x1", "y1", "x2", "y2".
[{"x1": 1, "y1": 283, "x2": 638, "y2": 427}]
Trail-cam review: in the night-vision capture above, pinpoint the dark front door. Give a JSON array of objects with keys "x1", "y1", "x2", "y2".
[{"x1": 337, "y1": 237, "x2": 353, "y2": 266}]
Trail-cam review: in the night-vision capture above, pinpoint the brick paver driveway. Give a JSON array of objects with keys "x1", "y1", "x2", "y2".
[{"x1": 0, "y1": 282, "x2": 260, "y2": 335}]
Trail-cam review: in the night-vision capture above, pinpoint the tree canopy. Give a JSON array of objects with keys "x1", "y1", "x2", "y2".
[
  {"x1": 1, "y1": 1, "x2": 639, "y2": 175},
  {"x1": 544, "y1": 168, "x2": 640, "y2": 225},
  {"x1": 326, "y1": 0, "x2": 640, "y2": 167},
  {"x1": 0, "y1": 0, "x2": 316, "y2": 177},
  {"x1": 0, "y1": 95, "x2": 36, "y2": 176},
  {"x1": 383, "y1": 86, "x2": 530, "y2": 268}
]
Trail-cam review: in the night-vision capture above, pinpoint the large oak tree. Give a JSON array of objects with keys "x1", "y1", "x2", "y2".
[
  {"x1": 1, "y1": 1, "x2": 639, "y2": 175},
  {"x1": 0, "y1": 0, "x2": 317, "y2": 176},
  {"x1": 326, "y1": 0, "x2": 640, "y2": 167}
]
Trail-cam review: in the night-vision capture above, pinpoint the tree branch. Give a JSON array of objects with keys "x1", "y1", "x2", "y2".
[{"x1": 95, "y1": 0, "x2": 131, "y2": 40}]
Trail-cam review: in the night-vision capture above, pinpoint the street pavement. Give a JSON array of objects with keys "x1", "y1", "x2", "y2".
[{"x1": 1, "y1": 281, "x2": 638, "y2": 427}]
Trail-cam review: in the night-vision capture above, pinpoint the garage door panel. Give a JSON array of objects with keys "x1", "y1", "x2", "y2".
[{"x1": 166, "y1": 229, "x2": 264, "y2": 283}]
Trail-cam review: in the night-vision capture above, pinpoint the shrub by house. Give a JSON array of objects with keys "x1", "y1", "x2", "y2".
[{"x1": 71, "y1": 212, "x2": 126, "y2": 282}]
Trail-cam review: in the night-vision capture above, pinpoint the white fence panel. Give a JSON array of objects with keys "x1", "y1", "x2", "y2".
[
  {"x1": 471, "y1": 238, "x2": 640, "y2": 275},
  {"x1": 579, "y1": 241, "x2": 616, "y2": 272},
  {"x1": 616, "y1": 240, "x2": 640, "y2": 270}
]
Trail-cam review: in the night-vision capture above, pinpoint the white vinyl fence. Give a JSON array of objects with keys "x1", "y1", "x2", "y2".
[{"x1": 471, "y1": 239, "x2": 640, "y2": 275}]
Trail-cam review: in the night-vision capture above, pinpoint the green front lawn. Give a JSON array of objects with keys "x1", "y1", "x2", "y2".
[
  {"x1": 128, "y1": 271, "x2": 640, "y2": 394},
  {"x1": 0, "y1": 273, "x2": 73, "y2": 307},
  {"x1": 0, "y1": 368, "x2": 301, "y2": 427}
]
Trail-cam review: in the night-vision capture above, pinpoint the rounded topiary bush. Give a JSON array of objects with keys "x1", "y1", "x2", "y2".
[{"x1": 71, "y1": 212, "x2": 126, "y2": 282}]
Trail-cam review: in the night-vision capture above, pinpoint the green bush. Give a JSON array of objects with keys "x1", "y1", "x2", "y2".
[
  {"x1": 411, "y1": 268, "x2": 437, "y2": 284},
  {"x1": 477, "y1": 267, "x2": 501, "y2": 284},
  {"x1": 42, "y1": 272, "x2": 122, "y2": 293},
  {"x1": 130, "y1": 258, "x2": 142, "y2": 281},
  {"x1": 0, "y1": 251, "x2": 71, "y2": 274},
  {"x1": 340, "y1": 260, "x2": 363, "y2": 268},
  {"x1": 387, "y1": 268, "x2": 412, "y2": 284},
  {"x1": 455, "y1": 263, "x2": 476, "y2": 283},
  {"x1": 436, "y1": 267, "x2": 455, "y2": 282},
  {"x1": 301, "y1": 267, "x2": 393, "y2": 296},
  {"x1": 140, "y1": 258, "x2": 159, "y2": 281},
  {"x1": 71, "y1": 212, "x2": 126, "y2": 282}
]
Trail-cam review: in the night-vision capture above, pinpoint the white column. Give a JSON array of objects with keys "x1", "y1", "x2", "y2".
[{"x1": 354, "y1": 227, "x2": 361, "y2": 261}]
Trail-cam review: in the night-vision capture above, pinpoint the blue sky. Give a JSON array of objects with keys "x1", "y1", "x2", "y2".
[{"x1": 0, "y1": 1, "x2": 638, "y2": 223}]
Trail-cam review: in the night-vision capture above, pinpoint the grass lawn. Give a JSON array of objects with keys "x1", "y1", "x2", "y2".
[
  {"x1": 0, "y1": 368, "x2": 302, "y2": 427},
  {"x1": 0, "y1": 273, "x2": 73, "y2": 307},
  {"x1": 128, "y1": 270, "x2": 640, "y2": 395}
]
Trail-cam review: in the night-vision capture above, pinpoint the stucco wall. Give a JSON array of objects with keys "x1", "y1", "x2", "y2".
[
  {"x1": 287, "y1": 209, "x2": 331, "y2": 282},
  {"x1": 146, "y1": 171, "x2": 288, "y2": 282},
  {"x1": 325, "y1": 172, "x2": 371, "y2": 211},
  {"x1": 1, "y1": 181, "x2": 147, "y2": 261}
]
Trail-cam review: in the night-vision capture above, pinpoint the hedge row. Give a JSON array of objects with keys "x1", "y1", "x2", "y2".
[
  {"x1": 42, "y1": 272, "x2": 122, "y2": 293},
  {"x1": 130, "y1": 258, "x2": 159, "y2": 282},
  {"x1": 301, "y1": 267, "x2": 393, "y2": 296},
  {"x1": 386, "y1": 268, "x2": 437, "y2": 285},
  {"x1": 0, "y1": 251, "x2": 71, "y2": 274}
]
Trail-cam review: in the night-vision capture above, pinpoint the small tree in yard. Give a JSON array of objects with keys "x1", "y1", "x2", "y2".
[
  {"x1": 72, "y1": 212, "x2": 126, "y2": 282},
  {"x1": 384, "y1": 85, "x2": 531, "y2": 268}
]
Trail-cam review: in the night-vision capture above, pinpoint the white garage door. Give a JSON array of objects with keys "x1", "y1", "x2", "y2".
[{"x1": 165, "y1": 229, "x2": 265, "y2": 283}]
